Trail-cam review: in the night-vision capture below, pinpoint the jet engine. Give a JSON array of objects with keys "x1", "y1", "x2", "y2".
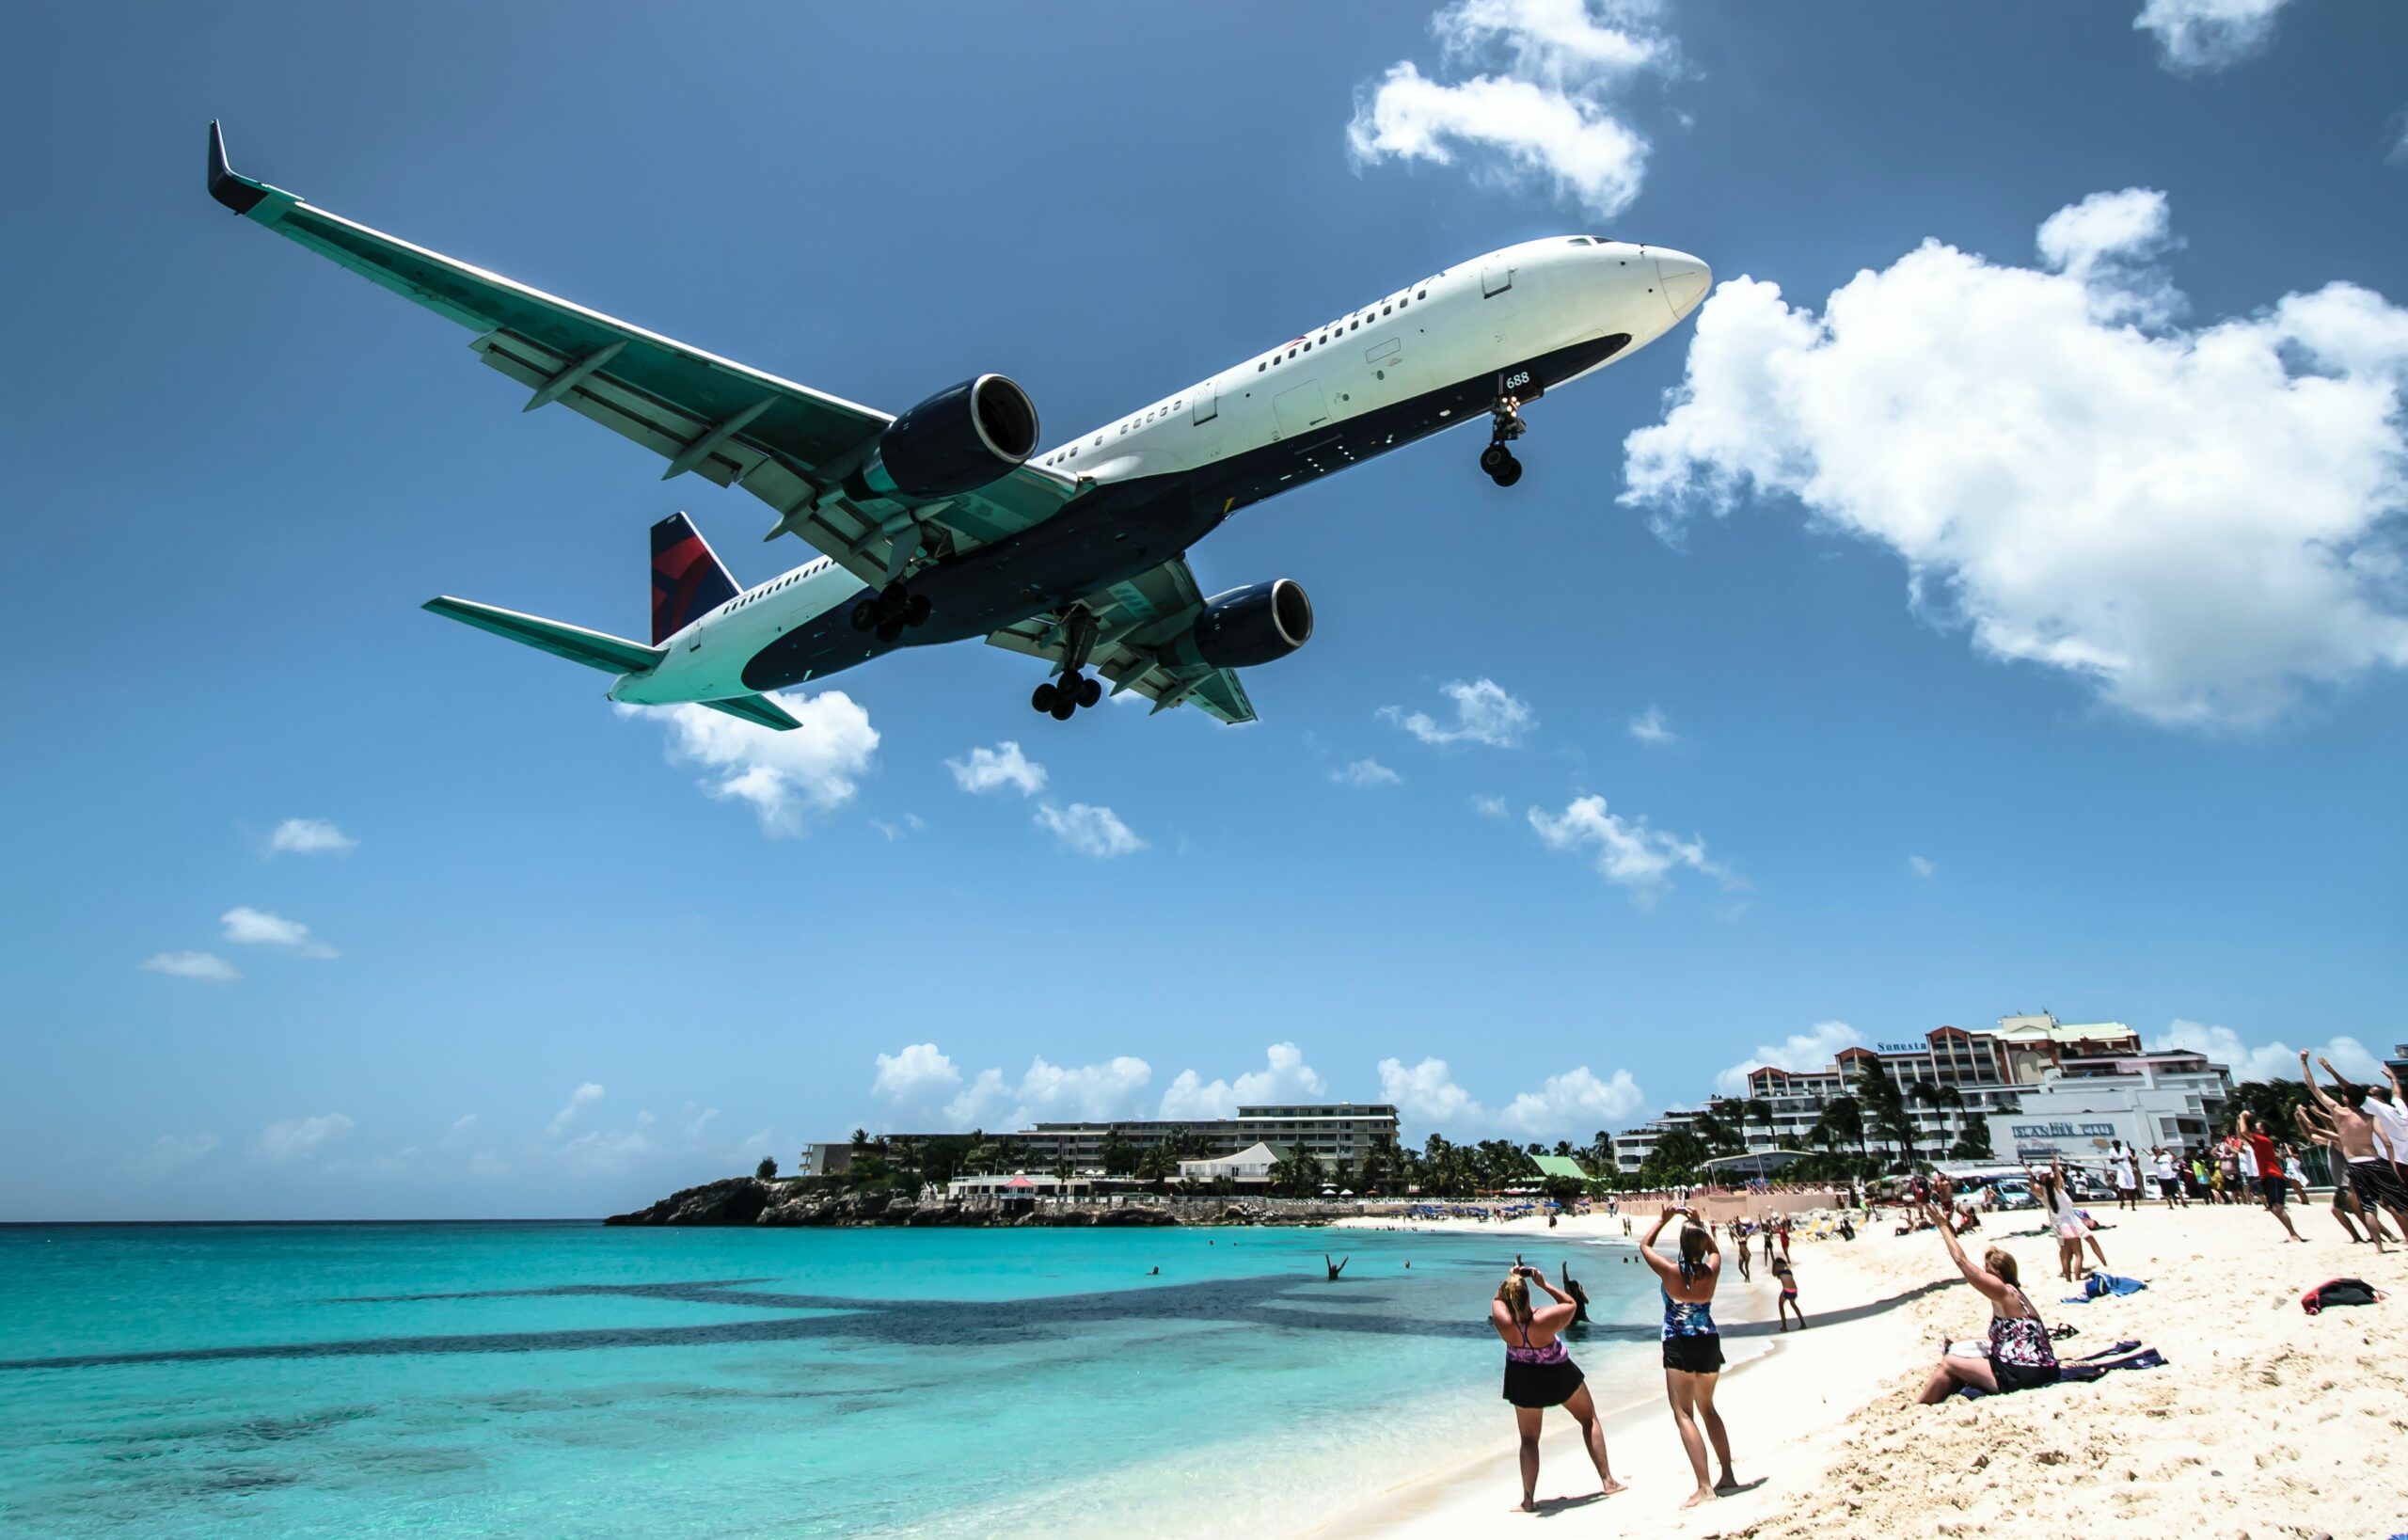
[
  {"x1": 1180, "y1": 579, "x2": 1315, "y2": 669},
  {"x1": 857, "y1": 374, "x2": 1039, "y2": 500}
]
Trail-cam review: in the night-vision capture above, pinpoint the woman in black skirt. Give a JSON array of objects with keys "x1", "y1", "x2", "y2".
[{"x1": 1490, "y1": 1263, "x2": 1626, "y2": 1512}]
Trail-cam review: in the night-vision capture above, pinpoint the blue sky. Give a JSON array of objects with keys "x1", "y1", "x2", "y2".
[{"x1": 3, "y1": 0, "x2": 2403, "y2": 1218}]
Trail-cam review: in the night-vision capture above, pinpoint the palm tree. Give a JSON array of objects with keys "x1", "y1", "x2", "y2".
[
  {"x1": 1743, "y1": 1097, "x2": 1776, "y2": 1149},
  {"x1": 1824, "y1": 1094, "x2": 1866, "y2": 1167},
  {"x1": 1851, "y1": 1061, "x2": 1915, "y2": 1168},
  {"x1": 1909, "y1": 1081, "x2": 1966, "y2": 1156}
]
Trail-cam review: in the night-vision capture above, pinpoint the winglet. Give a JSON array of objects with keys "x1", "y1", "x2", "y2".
[{"x1": 206, "y1": 120, "x2": 281, "y2": 215}]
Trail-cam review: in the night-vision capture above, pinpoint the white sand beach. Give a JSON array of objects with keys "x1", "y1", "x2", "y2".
[{"x1": 1319, "y1": 1200, "x2": 2405, "y2": 1538}]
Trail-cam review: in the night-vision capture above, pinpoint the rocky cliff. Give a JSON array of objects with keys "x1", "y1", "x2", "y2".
[{"x1": 605, "y1": 1180, "x2": 1284, "y2": 1228}]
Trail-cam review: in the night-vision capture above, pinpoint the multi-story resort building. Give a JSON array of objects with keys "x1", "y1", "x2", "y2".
[
  {"x1": 1002, "y1": 1103, "x2": 1400, "y2": 1171},
  {"x1": 1611, "y1": 1013, "x2": 2235, "y2": 1173},
  {"x1": 806, "y1": 1103, "x2": 1402, "y2": 1180}
]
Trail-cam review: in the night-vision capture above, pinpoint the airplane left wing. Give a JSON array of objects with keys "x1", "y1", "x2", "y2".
[
  {"x1": 985, "y1": 557, "x2": 1260, "y2": 725},
  {"x1": 205, "y1": 123, "x2": 1078, "y2": 589}
]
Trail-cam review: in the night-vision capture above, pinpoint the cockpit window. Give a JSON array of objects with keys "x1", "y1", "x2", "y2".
[{"x1": 1568, "y1": 236, "x2": 1593, "y2": 246}]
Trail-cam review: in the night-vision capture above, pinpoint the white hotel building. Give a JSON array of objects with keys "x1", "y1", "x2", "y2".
[{"x1": 1613, "y1": 1013, "x2": 2234, "y2": 1173}]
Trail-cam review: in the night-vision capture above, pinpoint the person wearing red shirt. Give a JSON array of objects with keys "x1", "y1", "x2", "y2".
[{"x1": 2240, "y1": 1111, "x2": 2306, "y2": 1243}]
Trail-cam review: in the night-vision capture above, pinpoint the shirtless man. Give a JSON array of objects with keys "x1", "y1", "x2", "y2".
[
  {"x1": 2296, "y1": 1103, "x2": 2397, "y2": 1246},
  {"x1": 2302, "y1": 1051, "x2": 2408, "y2": 1244}
]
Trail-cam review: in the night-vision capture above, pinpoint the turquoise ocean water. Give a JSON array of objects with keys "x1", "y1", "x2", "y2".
[{"x1": 0, "y1": 1223, "x2": 1663, "y2": 1538}]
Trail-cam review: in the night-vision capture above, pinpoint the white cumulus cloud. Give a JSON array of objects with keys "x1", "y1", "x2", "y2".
[
  {"x1": 1498, "y1": 1066, "x2": 1645, "y2": 1136},
  {"x1": 1349, "y1": 0, "x2": 1671, "y2": 218},
  {"x1": 547, "y1": 1083, "x2": 605, "y2": 1137},
  {"x1": 1384, "y1": 678, "x2": 1536, "y2": 748},
  {"x1": 1621, "y1": 189, "x2": 2408, "y2": 729},
  {"x1": 257, "y1": 1112, "x2": 353, "y2": 1163},
  {"x1": 1908, "y1": 855, "x2": 1936, "y2": 879},
  {"x1": 1035, "y1": 802, "x2": 1146, "y2": 858},
  {"x1": 1378, "y1": 1055, "x2": 1643, "y2": 1137},
  {"x1": 1528, "y1": 794, "x2": 1734, "y2": 899},
  {"x1": 267, "y1": 818, "x2": 356, "y2": 856},
  {"x1": 1332, "y1": 757, "x2": 1404, "y2": 788},
  {"x1": 872, "y1": 1042, "x2": 964, "y2": 1107},
  {"x1": 220, "y1": 907, "x2": 338, "y2": 959},
  {"x1": 2151, "y1": 1019, "x2": 2384, "y2": 1086},
  {"x1": 947, "y1": 741, "x2": 1048, "y2": 797},
  {"x1": 1471, "y1": 795, "x2": 1510, "y2": 818},
  {"x1": 1378, "y1": 1056, "x2": 1482, "y2": 1124},
  {"x1": 622, "y1": 691, "x2": 878, "y2": 835},
  {"x1": 141, "y1": 950, "x2": 239, "y2": 983},
  {"x1": 1714, "y1": 1020, "x2": 1861, "y2": 1096},
  {"x1": 944, "y1": 1055, "x2": 1155, "y2": 1131},
  {"x1": 2133, "y1": 0, "x2": 2293, "y2": 72},
  {"x1": 1627, "y1": 706, "x2": 1676, "y2": 746},
  {"x1": 1159, "y1": 1043, "x2": 1329, "y2": 1120}
]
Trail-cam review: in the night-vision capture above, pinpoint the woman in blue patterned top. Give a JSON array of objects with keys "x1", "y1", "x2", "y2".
[{"x1": 1640, "y1": 1206, "x2": 1742, "y2": 1509}]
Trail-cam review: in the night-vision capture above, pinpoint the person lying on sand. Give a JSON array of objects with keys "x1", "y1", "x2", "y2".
[
  {"x1": 1914, "y1": 1177, "x2": 2060, "y2": 1403},
  {"x1": 1489, "y1": 1264, "x2": 1625, "y2": 1513},
  {"x1": 1640, "y1": 1206, "x2": 1741, "y2": 1509}
]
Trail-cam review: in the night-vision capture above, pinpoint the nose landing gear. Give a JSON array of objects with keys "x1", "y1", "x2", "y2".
[
  {"x1": 849, "y1": 580, "x2": 934, "y2": 643},
  {"x1": 1482, "y1": 392, "x2": 1527, "y2": 486}
]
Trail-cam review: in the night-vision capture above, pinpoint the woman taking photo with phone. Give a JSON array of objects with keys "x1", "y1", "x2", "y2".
[
  {"x1": 1489, "y1": 1262, "x2": 1625, "y2": 1512},
  {"x1": 1640, "y1": 1206, "x2": 1742, "y2": 1509}
]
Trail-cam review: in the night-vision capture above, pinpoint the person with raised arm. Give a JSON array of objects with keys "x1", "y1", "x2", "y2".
[
  {"x1": 2295, "y1": 1103, "x2": 2396, "y2": 1246},
  {"x1": 2302, "y1": 1050, "x2": 2408, "y2": 1241},
  {"x1": 1640, "y1": 1205, "x2": 1740, "y2": 1510},
  {"x1": 2236, "y1": 1110, "x2": 2307, "y2": 1243},
  {"x1": 1488, "y1": 1263, "x2": 1624, "y2": 1513},
  {"x1": 1914, "y1": 1176, "x2": 2060, "y2": 1403}
]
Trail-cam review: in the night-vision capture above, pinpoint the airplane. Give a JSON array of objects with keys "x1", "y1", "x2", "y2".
[{"x1": 206, "y1": 121, "x2": 1708, "y2": 729}]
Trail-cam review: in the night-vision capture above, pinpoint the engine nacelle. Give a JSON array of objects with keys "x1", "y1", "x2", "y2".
[
  {"x1": 857, "y1": 374, "x2": 1039, "y2": 500},
  {"x1": 1177, "y1": 579, "x2": 1316, "y2": 670}
]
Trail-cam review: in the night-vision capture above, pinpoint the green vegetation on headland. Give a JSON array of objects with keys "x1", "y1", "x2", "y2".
[{"x1": 602, "y1": 1178, "x2": 1357, "y2": 1228}]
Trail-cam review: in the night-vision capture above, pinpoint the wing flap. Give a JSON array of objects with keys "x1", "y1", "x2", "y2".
[
  {"x1": 422, "y1": 596, "x2": 661, "y2": 675},
  {"x1": 700, "y1": 693, "x2": 802, "y2": 732}
]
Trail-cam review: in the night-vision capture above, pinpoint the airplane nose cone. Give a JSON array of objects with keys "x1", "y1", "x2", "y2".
[{"x1": 1655, "y1": 250, "x2": 1711, "y2": 320}]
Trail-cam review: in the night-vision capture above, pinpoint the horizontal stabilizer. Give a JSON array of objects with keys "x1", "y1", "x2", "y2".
[
  {"x1": 700, "y1": 693, "x2": 801, "y2": 732},
  {"x1": 423, "y1": 596, "x2": 662, "y2": 675}
]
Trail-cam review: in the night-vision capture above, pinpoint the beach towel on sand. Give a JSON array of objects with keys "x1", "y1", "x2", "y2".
[
  {"x1": 1956, "y1": 1341, "x2": 2163, "y2": 1398},
  {"x1": 2059, "y1": 1272, "x2": 2147, "y2": 1303},
  {"x1": 2301, "y1": 1278, "x2": 2387, "y2": 1315}
]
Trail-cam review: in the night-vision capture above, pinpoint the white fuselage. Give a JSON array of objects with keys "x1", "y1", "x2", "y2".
[{"x1": 612, "y1": 235, "x2": 1707, "y2": 706}]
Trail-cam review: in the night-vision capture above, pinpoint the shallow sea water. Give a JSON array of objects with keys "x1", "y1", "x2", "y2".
[{"x1": 0, "y1": 1222, "x2": 1661, "y2": 1537}]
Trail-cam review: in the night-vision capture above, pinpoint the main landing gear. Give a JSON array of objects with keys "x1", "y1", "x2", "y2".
[
  {"x1": 849, "y1": 580, "x2": 933, "y2": 643},
  {"x1": 1481, "y1": 392, "x2": 1527, "y2": 487},
  {"x1": 1030, "y1": 673, "x2": 1103, "y2": 721},
  {"x1": 1029, "y1": 605, "x2": 1103, "y2": 722}
]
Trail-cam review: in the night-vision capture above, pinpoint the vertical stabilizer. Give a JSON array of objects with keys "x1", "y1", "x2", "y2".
[{"x1": 651, "y1": 513, "x2": 739, "y2": 644}]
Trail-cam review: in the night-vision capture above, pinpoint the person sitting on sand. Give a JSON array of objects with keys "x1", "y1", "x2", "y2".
[
  {"x1": 2301, "y1": 1051, "x2": 2408, "y2": 1243},
  {"x1": 1914, "y1": 1178, "x2": 2059, "y2": 1403},
  {"x1": 1640, "y1": 1206, "x2": 1741, "y2": 1509},
  {"x1": 1770, "y1": 1254, "x2": 1805, "y2": 1331},
  {"x1": 1489, "y1": 1264, "x2": 1625, "y2": 1513}
]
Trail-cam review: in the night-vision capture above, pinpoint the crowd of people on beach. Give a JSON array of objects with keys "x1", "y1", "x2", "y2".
[{"x1": 1479, "y1": 1052, "x2": 2408, "y2": 1516}]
